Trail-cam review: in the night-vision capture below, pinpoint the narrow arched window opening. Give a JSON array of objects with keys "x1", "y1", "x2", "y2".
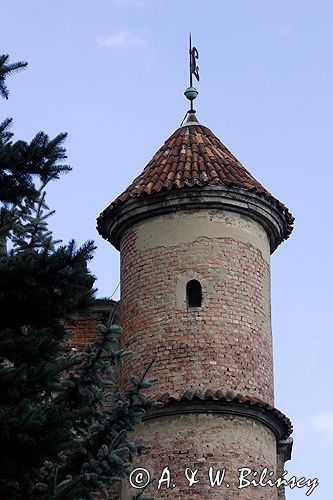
[{"x1": 186, "y1": 280, "x2": 202, "y2": 308}]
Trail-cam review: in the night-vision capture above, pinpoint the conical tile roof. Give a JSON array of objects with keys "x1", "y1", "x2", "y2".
[{"x1": 97, "y1": 113, "x2": 294, "y2": 240}]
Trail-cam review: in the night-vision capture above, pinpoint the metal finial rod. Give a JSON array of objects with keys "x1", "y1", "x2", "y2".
[
  {"x1": 189, "y1": 32, "x2": 193, "y2": 89},
  {"x1": 189, "y1": 33, "x2": 200, "y2": 85},
  {"x1": 185, "y1": 33, "x2": 200, "y2": 113}
]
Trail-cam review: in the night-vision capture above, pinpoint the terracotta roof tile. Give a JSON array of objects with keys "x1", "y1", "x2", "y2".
[
  {"x1": 97, "y1": 114, "x2": 294, "y2": 238},
  {"x1": 156, "y1": 389, "x2": 292, "y2": 439}
]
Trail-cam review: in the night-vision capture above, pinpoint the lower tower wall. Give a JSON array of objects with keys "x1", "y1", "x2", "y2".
[{"x1": 123, "y1": 412, "x2": 279, "y2": 499}]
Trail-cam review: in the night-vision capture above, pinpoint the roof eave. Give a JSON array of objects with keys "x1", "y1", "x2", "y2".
[{"x1": 97, "y1": 185, "x2": 293, "y2": 253}]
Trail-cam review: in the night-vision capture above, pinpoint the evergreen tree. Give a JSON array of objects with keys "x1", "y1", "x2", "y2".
[{"x1": 0, "y1": 55, "x2": 157, "y2": 499}]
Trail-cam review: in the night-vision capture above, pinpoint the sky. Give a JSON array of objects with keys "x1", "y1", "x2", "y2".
[{"x1": 1, "y1": 0, "x2": 332, "y2": 498}]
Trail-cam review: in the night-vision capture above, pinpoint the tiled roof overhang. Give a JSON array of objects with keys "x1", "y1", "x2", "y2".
[
  {"x1": 97, "y1": 119, "x2": 294, "y2": 250},
  {"x1": 144, "y1": 389, "x2": 293, "y2": 441},
  {"x1": 98, "y1": 184, "x2": 291, "y2": 253}
]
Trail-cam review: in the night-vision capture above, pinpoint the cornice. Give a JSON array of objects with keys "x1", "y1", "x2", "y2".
[{"x1": 100, "y1": 185, "x2": 290, "y2": 253}]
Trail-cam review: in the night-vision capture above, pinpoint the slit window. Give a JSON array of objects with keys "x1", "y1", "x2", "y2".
[{"x1": 186, "y1": 280, "x2": 202, "y2": 307}]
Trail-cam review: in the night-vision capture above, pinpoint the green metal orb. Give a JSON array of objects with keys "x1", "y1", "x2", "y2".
[{"x1": 184, "y1": 86, "x2": 199, "y2": 101}]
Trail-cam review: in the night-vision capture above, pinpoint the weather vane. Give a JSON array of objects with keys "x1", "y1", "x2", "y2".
[{"x1": 184, "y1": 33, "x2": 200, "y2": 113}]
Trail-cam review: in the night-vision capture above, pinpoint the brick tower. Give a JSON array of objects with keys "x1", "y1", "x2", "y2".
[{"x1": 97, "y1": 110, "x2": 294, "y2": 499}]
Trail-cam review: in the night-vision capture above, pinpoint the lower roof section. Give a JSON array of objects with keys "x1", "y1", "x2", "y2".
[
  {"x1": 148, "y1": 388, "x2": 293, "y2": 441},
  {"x1": 98, "y1": 185, "x2": 292, "y2": 253}
]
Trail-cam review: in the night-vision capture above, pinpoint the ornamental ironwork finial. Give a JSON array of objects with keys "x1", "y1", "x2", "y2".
[{"x1": 184, "y1": 33, "x2": 200, "y2": 114}]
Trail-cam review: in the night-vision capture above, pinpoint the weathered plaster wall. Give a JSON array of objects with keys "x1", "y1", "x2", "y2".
[{"x1": 135, "y1": 210, "x2": 270, "y2": 265}]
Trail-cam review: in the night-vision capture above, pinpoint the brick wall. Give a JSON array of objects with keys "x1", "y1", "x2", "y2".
[
  {"x1": 119, "y1": 210, "x2": 274, "y2": 405},
  {"x1": 66, "y1": 299, "x2": 119, "y2": 351}
]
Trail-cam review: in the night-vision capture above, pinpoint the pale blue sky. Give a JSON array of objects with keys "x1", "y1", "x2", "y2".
[{"x1": 1, "y1": 0, "x2": 332, "y2": 498}]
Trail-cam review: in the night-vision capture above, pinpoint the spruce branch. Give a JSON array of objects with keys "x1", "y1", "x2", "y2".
[{"x1": 0, "y1": 54, "x2": 27, "y2": 99}]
